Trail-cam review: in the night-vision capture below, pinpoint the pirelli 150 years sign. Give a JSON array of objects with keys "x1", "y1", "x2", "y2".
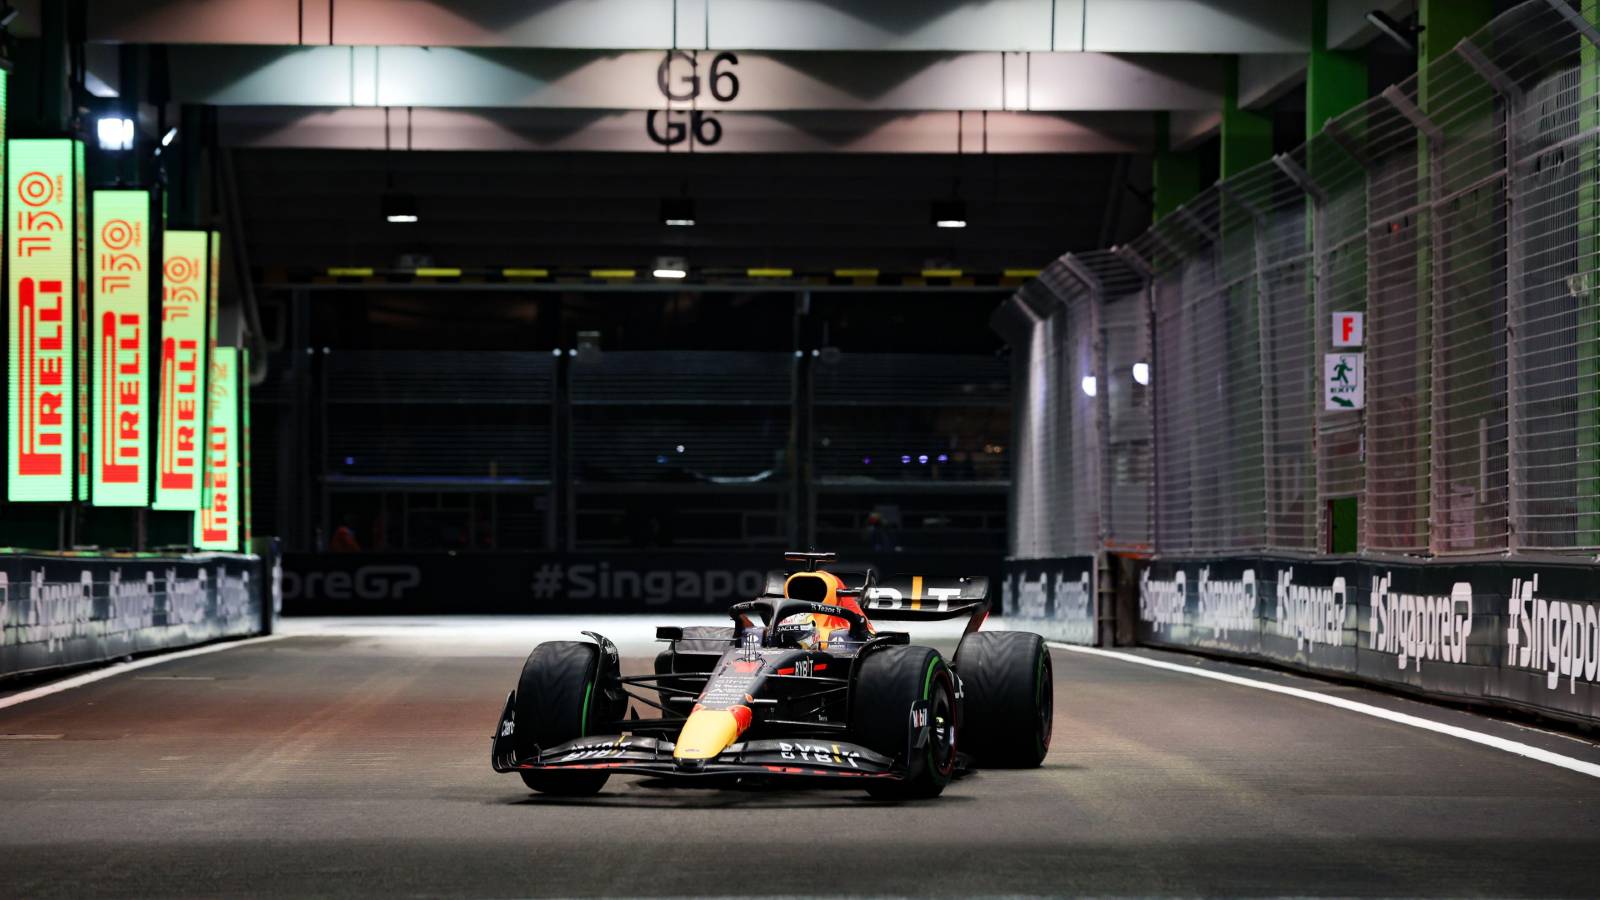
[
  {"x1": 154, "y1": 229, "x2": 209, "y2": 510},
  {"x1": 195, "y1": 347, "x2": 241, "y2": 550},
  {"x1": 7, "y1": 139, "x2": 81, "y2": 502},
  {"x1": 91, "y1": 190, "x2": 155, "y2": 506}
]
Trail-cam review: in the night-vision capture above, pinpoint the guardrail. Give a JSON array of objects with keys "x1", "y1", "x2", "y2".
[
  {"x1": 0, "y1": 552, "x2": 271, "y2": 680},
  {"x1": 1135, "y1": 555, "x2": 1600, "y2": 728}
]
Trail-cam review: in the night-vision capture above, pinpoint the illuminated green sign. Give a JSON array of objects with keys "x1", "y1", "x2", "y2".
[
  {"x1": 153, "y1": 230, "x2": 208, "y2": 510},
  {"x1": 90, "y1": 190, "x2": 153, "y2": 506},
  {"x1": 7, "y1": 139, "x2": 78, "y2": 502},
  {"x1": 74, "y1": 141, "x2": 88, "y2": 500},
  {"x1": 195, "y1": 346, "x2": 239, "y2": 550},
  {"x1": 241, "y1": 347, "x2": 252, "y2": 546}
]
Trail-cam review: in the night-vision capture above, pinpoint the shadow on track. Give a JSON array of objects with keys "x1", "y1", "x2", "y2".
[{"x1": 497, "y1": 783, "x2": 980, "y2": 810}]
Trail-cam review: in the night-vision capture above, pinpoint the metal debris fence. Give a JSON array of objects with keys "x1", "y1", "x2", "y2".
[{"x1": 996, "y1": 0, "x2": 1600, "y2": 560}]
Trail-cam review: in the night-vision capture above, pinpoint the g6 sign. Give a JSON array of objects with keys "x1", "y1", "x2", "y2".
[
  {"x1": 647, "y1": 110, "x2": 723, "y2": 147},
  {"x1": 648, "y1": 51, "x2": 740, "y2": 147}
]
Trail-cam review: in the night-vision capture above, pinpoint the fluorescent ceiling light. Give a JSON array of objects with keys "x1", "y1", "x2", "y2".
[
  {"x1": 97, "y1": 117, "x2": 134, "y2": 151},
  {"x1": 653, "y1": 268, "x2": 687, "y2": 279},
  {"x1": 931, "y1": 199, "x2": 968, "y2": 229},
  {"x1": 661, "y1": 196, "x2": 696, "y2": 227},
  {"x1": 382, "y1": 191, "x2": 419, "y2": 224}
]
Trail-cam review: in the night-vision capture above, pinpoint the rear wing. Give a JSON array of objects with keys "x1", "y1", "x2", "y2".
[{"x1": 863, "y1": 575, "x2": 989, "y2": 624}]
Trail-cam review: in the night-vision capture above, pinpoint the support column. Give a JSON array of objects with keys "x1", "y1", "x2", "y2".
[
  {"x1": 1304, "y1": 1, "x2": 1367, "y2": 552},
  {"x1": 1419, "y1": 0, "x2": 1492, "y2": 112},
  {"x1": 1579, "y1": 0, "x2": 1600, "y2": 547},
  {"x1": 1307, "y1": 0, "x2": 1366, "y2": 142},
  {"x1": 1221, "y1": 57, "x2": 1271, "y2": 179},
  {"x1": 0, "y1": 4, "x2": 74, "y2": 551},
  {"x1": 1151, "y1": 112, "x2": 1200, "y2": 224},
  {"x1": 1419, "y1": 0, "x2": 1492, "y2": 553},
  {"x1": 1306, "y1": 0, "x2": 1366, "y2": 184}
]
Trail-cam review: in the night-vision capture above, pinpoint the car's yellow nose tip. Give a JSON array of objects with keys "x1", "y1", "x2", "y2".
[{"x1": 673, "y1": 709, "x2": 741, "y2": 761}]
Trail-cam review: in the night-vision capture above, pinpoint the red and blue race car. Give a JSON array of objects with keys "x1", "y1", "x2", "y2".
[{"x1": 491, "y1": 551, "x2": 1053, "y2": 799}]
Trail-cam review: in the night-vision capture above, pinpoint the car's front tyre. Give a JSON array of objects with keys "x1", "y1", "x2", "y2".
[
  {"x1": 850, "y1": 645, "x2": 958, "y2": 800},
  {"x1": 514, "y1": 641, "x2": 613, "y2": 796}
]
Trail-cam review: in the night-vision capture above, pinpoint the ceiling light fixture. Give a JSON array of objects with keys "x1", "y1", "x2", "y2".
[
  {"x1": 932, "y1": 199, "x2": 967, "y2": 229},
  {"x1": 661, "y1": 196, "x2": 695, "y2": 227},
  {"x1": 653, "y1": 255, "x2": 688, "y2": 279},
  {"x1": 96, "y1": 116, "x2": 134, "y2": 151},
  {"x1": 382, "y1": 191, "x2": 419, "y2": 224}
]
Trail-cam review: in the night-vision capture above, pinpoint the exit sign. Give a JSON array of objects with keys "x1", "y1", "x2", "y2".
[{"x1": 1333, "y1": 312, "x2": 1364, "y2": 348}]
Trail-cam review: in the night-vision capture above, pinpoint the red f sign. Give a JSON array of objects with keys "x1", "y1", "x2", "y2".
[{"x1": 1333, "y1": 312, "x2": 1364, "y2": 348}]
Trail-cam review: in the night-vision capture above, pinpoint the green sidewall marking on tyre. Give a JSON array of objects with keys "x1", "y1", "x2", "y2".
[
  {"x1": 921, "y1": 654, "x2": 947, "y2": 776},
  {"x1": 579, "y1": 680, "x2": 594, "y2": 737}
]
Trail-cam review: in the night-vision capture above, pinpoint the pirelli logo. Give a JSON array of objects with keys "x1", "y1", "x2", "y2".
[
  {"x1": 153, "y1": 230, "x2": 208, "y2": 510},
  {"x1": 7, "y1": 139, "x2": 79, "y2": 501},
  {"x1": 91, "y1": 190, "x2": 152, "y2": 505}
]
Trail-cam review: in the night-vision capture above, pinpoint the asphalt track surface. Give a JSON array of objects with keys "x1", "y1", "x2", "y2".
[{"x1": 3, "y1": 616, "x2": 1600, "y2": 898}]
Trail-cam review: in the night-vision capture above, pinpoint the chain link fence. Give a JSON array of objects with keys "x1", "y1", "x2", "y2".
[{"x1": 1002, "y1": 0, "x2": 1600, "y2": 562}]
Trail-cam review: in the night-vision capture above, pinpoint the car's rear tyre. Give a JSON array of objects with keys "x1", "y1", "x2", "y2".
[
  {"x1": 850, "y1": 645, "x2": 958, "y2": 800},
  {"x1": 953, "y1": 631, "x2": 1052, "y2": 768},
  {"x1": 514, "y1": 641, "x2": 613, "y2": 796}
]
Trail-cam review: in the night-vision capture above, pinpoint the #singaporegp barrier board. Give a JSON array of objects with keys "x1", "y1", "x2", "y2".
[
  {"x1": 1137, "y1": 556, "x2": 1600, "y2": 727},
  {"x1": 0, "y1": 552, "x2": 267, "y2": 678}
]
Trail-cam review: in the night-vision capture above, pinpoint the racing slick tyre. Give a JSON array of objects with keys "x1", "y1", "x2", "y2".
[
  {"x1": 952, "y1": 631, "x2": 1052, "y2": 768},
  {"x1": 514, "y1": 641, "x2": 618, "y2": 796},
  {"x1": 850, "y1": 645, "x2": 959, "y2": 800}
]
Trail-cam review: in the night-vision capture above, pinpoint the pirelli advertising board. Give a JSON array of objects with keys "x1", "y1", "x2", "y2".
[
  {"x1": 241, "y1": 348, "x2": 252, "y2": 545},
  {"x1": 195, "y1": 346, "x2": 240, "y2": 550},
  {"x1": 154, "y1": 230, "x2": 209, "y2": 510},
  {"x1": 90, "y1": 189, "x2": 157, "y2": 506},
  {"x1": 7, "y1": 139, "x2": 82, "y2": 502},
  {"x1": 74, "y1": 141, "x2": 89, "y2": 500}
]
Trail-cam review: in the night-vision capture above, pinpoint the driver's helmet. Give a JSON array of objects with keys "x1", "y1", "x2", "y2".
[{"x1": 778, "y1": 570, "x2": 873, "y2": 651}]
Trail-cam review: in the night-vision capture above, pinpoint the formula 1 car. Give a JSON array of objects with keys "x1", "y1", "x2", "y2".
[{"x1": 491, "y1": 551, "x2": 1053, "y2": 799}]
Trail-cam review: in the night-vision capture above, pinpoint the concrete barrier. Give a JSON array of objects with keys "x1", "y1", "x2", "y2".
[
  {"x1": 0, "y1": 552, "x2": 267, "y2": 679},
  {"x1": 1000, "y1": 556, "x2": 1098, "y2": 645},
  {"x1": 1135, "y1": 555, "x2": 1600, "y2": 727},
  {"x1": 281, "y1": 551, "x2": 1004, "y2": 615}
]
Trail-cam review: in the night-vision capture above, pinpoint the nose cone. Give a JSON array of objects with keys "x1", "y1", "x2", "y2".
[{"x1": 673, "y1": 708, "x2": 743, "y2": 761}]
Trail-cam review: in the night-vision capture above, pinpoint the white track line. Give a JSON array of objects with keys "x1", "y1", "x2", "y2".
[
  {"x1": 0, "y1": 634, "x2": 288, "y2": 712},
  {"x1": 1049, "y1": 642, "x2": 1600, "y2": 780}
]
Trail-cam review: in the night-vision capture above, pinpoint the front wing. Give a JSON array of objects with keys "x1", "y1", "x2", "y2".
[
  {"x1": 495, "y1": 734, "x2": 900, "y2": 781},
  {"x1": 491, "y1": 696, "x2": 900, "y2": 782}
]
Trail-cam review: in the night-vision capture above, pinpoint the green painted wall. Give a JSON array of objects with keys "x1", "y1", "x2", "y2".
[
  {"x1": 1221, "y1": 57, "x2": 1271, "y2": 179},
  {"x1": 1152, "y1": 112, "x2": 1201, "y2": 223}
]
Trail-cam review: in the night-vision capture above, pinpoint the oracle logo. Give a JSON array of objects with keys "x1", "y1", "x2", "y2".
[{"x1": 281, "y1": 565, "x2": 421, "y2": 601}]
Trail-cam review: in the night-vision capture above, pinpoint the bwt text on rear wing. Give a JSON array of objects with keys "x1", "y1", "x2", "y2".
[{"x1": 864, "y1": 575, "x2": 989, "y2": 631}]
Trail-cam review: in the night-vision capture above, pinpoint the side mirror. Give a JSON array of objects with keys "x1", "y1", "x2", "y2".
[{"x1": 655, "y1": 626, "x2": 683, "y2": 641}]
